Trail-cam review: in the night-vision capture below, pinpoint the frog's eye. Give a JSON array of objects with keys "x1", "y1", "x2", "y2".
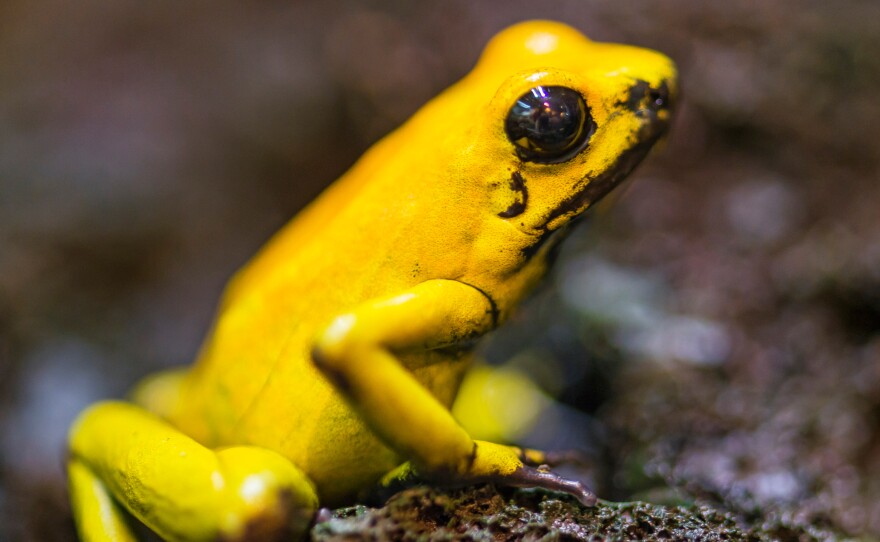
[{"x1": 505, "y1": 86, "x2": 594, "y2": 164}]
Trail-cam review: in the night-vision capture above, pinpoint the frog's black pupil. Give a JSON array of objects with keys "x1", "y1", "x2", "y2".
[{"x1": 505, "y1": 86, "x2": 592, "y2": 163}]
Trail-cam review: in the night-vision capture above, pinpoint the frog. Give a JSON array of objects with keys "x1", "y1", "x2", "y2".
[{"x1": 67, "y1": 20, "x2": 675, "y2": 541}]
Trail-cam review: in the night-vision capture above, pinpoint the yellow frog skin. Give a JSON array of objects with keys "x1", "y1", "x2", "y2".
[{"x1": 67, "y1": 21, "x2": 675, "y2": 541}]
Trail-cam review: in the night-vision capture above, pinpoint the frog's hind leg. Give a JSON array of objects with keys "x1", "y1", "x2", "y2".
[{"x1": 68, "y1": 401, "x2": 318, "y2": 541}]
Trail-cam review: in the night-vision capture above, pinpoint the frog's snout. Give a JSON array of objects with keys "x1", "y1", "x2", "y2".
[{"x1": 627, "y1": 79, "x2": 675, "y2": 140}]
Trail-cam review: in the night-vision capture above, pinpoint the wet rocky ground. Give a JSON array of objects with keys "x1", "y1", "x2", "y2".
[
  {"x1": 313, "y1": 485, "x2": 844, "y2": 541},
  {"x1": 2, "y1": 1, "x2": 879, "y2": 540}
]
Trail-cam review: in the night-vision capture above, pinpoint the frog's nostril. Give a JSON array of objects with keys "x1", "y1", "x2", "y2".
[
  {"x1": 647, "y1": 82, "x2": 671, "y2": 111},
  {"x1": 624, "y1": 80, "x2": 673, "y2": 114}
]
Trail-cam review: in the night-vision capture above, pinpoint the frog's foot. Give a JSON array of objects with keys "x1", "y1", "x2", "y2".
[
  {"x1": 423, "y1": 441, "x2": 597, "y2": 507},
  {"x1": 472, "y1": 441, "x2": 597, "y2": 506},
  {"x1": 374, "y1": 458, "x2": 596, "y2": 508},
  {"x1": 502, "y1": 463, "x2": 597, "y2": 506}
]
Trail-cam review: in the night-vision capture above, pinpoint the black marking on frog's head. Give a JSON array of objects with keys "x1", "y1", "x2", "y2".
[
  {"x1": 497, "y1": 171, "x2": 529, "y2": 218},
  {"x1": 520, "y1": 228, "x2": 555, "y2": 261},
  {"x1": 620, "y1": 79, "x2": 672, "y2": 116},
  {"x1": 519, "y1": 219, "x2": 580, "y2": 264},
  {"x1": 622, "y1": 80, "x2": 650, "y2": 111}
]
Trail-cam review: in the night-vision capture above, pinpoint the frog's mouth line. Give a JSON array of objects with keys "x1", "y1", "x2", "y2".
[
  {"x1": 544, "y1": 129, "x2": 663, "y2": 227},
  {"x1": 521, "y1": 120, "x2": 667, "y2": 260}
]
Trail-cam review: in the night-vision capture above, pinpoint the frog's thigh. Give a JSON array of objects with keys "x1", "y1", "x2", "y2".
[
  {"x1": 312, "y1": 279, "x2": 498, "y2": 477},
  {"x1": 68, "y1": 401, "x2": 318, "y2": 542}
]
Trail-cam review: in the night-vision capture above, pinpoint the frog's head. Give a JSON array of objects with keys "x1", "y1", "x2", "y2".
[{"x1": 456, "y1": 21, "x2": 676, "y2": 251}]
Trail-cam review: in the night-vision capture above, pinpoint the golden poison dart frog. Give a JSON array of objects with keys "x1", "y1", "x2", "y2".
[{"x1": 67, "y1": 21, "x2": 675, "y2": 541}]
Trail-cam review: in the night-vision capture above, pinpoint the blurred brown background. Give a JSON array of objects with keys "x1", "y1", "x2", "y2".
[{"x1": 2, "y1": 1, "x2": 880, "y2": 540}]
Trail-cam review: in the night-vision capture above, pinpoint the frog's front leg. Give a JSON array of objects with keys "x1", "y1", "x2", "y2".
[
  {"x1": 68, "y1": 401, "x2": 319, "y2": 541},
  {"x1": 312, "y1": 279, "x2": 596, "y2": 506}
]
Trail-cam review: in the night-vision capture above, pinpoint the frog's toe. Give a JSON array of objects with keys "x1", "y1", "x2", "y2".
[{"x1": 507, "y1": 465, "x2": 597, "y2": 507}]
